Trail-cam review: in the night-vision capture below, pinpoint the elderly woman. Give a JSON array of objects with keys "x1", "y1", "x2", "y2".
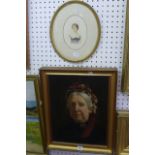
[{"x1": 57, "y1": 82, "x2": 105, "y2": 145}]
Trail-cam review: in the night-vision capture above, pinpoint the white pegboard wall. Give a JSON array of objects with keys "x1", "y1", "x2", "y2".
[{"x1": 26, "y1": 0, "x2": 128, "y2": 110}]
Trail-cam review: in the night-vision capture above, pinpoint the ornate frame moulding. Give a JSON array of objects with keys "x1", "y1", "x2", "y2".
[{"x1": 116, "y1": 111, "x2": 129, "y2": 155}]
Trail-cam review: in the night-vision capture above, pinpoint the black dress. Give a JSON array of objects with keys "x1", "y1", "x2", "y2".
[{"x1": 54, "y1": 114, "x2": 106, "y2": 145}]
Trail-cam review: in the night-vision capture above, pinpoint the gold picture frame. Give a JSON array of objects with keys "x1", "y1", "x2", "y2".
[
  {"x1": 40, "y1": 67, "x2": 117, "y2": 154},
  {"x1": 121, "y1": 0, "x2": 129, "y2": 92},
  {"x1": 26, "y1": 75, "x2": 45, "y2": 153},
  {"x1": 50, "y1": 0, "x2": 101, "y2": 62},
  {"x1": 116, "y1": 111, "x2": 129, "y2": 155},
  {"x1": 26, "y1": 0, "x2": 30, "y2": 69}
]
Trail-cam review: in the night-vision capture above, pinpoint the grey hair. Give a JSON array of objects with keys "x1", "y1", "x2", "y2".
[{"x1": 67, "y1": 92, "x2": 97, "y2": 113}]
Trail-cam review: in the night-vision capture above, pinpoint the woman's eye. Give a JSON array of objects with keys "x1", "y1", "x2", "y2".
[
  {"x1": 70, "y1": 102, "x2": 75, "y2": 107},
  {"x1": 79, "y1": 102, "x2": 85, "y2": 106}
]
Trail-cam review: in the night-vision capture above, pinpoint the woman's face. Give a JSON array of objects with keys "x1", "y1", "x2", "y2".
[
  {"x1": 67, "y1": 94, "x2": 92, "y2": 124},
  {"x1": 72, "y1": 23, "x2": 79, "y2": 32}
]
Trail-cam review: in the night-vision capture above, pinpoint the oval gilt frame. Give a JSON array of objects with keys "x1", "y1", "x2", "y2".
[{"x1": 50, "y1": 0, "x2": 101, "y2": 62}]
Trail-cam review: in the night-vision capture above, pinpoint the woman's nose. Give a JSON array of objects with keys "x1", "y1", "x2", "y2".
[{"x1": 74, "y1": 104, "x2": 79, "y2": 111}]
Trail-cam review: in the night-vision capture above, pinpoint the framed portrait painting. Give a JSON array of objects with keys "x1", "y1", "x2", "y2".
[
  {"x1": 40, "y1": 67, "x2": 117, "y2": 154},
  {"x1": 26, "y1": 76, "x2": 45, "y2": 153},
  {"x1": 50, "y1": 1, "x2": 101, "y2": 62}
]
